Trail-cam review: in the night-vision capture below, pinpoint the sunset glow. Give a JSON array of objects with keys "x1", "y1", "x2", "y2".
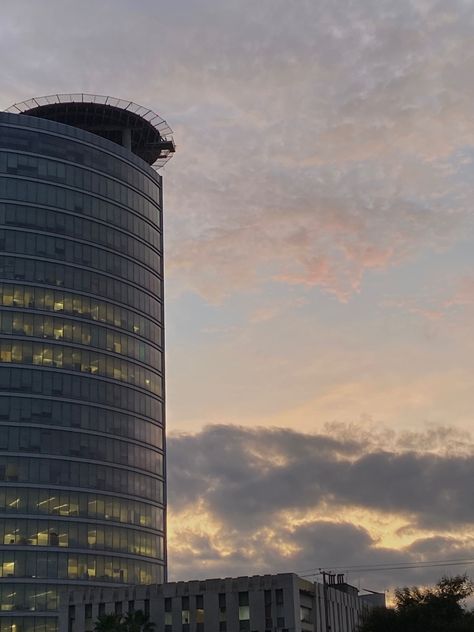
[{"x1": 2, "y1": 0, "x2": 474, "y2": 597}]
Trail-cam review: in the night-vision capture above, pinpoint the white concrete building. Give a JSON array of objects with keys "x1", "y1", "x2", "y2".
[{"x1": 61, "y1": 573, "x2": 385, "y2": 632}]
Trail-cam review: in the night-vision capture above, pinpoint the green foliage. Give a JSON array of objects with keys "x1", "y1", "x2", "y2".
[
  {"x1": 94, "y1": 613, "x2": 124, "y2": 632},
  {"x1": 122, "y1": 610, "x2": 155, "y2": 632},
  {"x1": 358, "y1": 575, "x2": 474, "y2": 632},
  {"x1": 94, "y1": 610, "x2": 155, "y2": 632}
]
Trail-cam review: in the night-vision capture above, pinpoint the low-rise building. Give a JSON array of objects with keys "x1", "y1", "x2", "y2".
[{"x1": 61, "y1": 572, "x2": 385, "y2": 632}]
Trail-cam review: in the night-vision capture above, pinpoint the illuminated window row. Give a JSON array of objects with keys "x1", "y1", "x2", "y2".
[
  {"x1": 0, "y1": 341, "x2": 162, "y2": 396},
  {"x1": 0, "y1": 311, "x2": 162, "y2": 370},
  {"x1": 0, "y1": 426, "x2": 163, "y2": 476},
  {"x1": 0, "y1": 616, "x2": 58, "y2": 632},
  {"x1": 0, "y1": 154, "x2": 161, "y2": 224},
  {"x1": 0, "y1": 368, "x2": 162, "y2": 420},
  {"x1": 1, "y1": 519, "x2": 163, "y2": 559},
  {"x1": 0, "y1": 123, "x2": 160, "y2": 201},
  {"x1": 0, "y1": 284, "x2": 162, "y2": 342},
  {"x1": 0, "y1": 488, "x2": 163, "y2": 530},
  {"x1": 1, "y1": 203, "x2": 161, "y2": 270},
  {"x1": 0, "y1": 257, "x2": 161, "y2": 321},
  {"x1": 0, "y1": 230, "x2": 161, "y2": 295},
  {"x1": 0, "y1": 550, "x2": 163, "y2": 584},
  {"x1": 0, "y1": 583, "x2": 58, "y2": 612},
  {"x1": 0, "y1": 457, "x2": 163, "y2": 503},
  {"x1": 0, "y1": 397, "x2": 163, "y2": 447}
]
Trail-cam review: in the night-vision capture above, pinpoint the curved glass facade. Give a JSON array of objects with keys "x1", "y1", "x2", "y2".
[{"x1": 0, "y1": 110, "x2": 166, "y2": 631}]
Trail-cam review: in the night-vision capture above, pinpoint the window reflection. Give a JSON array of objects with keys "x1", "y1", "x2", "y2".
[
  {"x1": 0, "y1": 583, "x2": 58, "y2": 612},
  {"x1": 0, "y1": 203, "x2": 161, "y2": 270},
  {"x1": 0, "y1": 397, "x2": 163, "y2": 445},
  {"x1": 0, "y1": 456, "x2": 163, "y2": 502},
  {"x1": 0, "y1": 146, "x2": 162, "y2": 225},
  {"x1": 0, "y1": 229, "x2": 161, "y2": 293},
  {"x1": 0, "y1": 425, "x2": 163, "y2": 475},
  {"x1": 0, "y1": 123, "x2": 161, "y2": 200},
  {"x1": 0, "y1": 367, "x2": 162, "y2": 420}
]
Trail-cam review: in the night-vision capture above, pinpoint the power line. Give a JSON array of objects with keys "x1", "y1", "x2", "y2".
[
  {"x1": 298, "y1": 557, "x2": 474, "y2": 578},
  {"x1": 298, "y1": 556, "x2": 474, "y2": 573},
  {"x1": 337, "y1": 557, "x2": 474, "y2": 571}
]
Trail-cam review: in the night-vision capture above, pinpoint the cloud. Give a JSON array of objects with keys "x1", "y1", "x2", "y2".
[
  {"x1": 168, "y1": 424, "x2": 474, "y2": 530},
  {"x1": 167, "y1": 424, "x2": 474, "y2": 588},
  {"x1": 161, "y1": 0, "x2": 474, "y2": 300},
  {"x1": 2, "y1": 0, "x2": 474, "y2": 301},
  {"x1": 445, "y1": 277, "x2": 474, "y2": 309},
  {"x1": 1, "y1": 0, "x2": 473, "y2": 594},
  {"x1": 384, "y1": 274, "x2": 474, "y2": 342}
]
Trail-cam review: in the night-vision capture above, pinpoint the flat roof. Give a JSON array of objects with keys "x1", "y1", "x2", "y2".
[{"x1": 6, "y1": 93, "x2": 175, "y2": 168}]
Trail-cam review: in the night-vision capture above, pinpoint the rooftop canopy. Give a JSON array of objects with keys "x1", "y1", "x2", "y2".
[{"x1": 6, "y1": 93, "x2": 175, "y2": 168}]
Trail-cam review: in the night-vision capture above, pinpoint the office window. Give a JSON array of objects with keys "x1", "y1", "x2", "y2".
[
  {"x1": 239, "y1": 591, "x2": 250, "y2": 630},
  {"x1": 218, "y1": 592, "x2": 226, "y2": 623},
  {"x1": 238, "y1": 591, "x2": 249, "y2": 607},
  {"x1": 195, "y1": 593, "x2": 204, "y2": 627},
  {"x1": 300, "y1": 605, "x2": 312, "y2": 623}
]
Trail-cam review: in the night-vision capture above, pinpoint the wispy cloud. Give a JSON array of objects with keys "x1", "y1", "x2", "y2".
[{"x1": 2, "y1": 0, "x2": 473, "y2": 301}]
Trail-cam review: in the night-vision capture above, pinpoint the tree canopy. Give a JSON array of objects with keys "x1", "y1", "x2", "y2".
[
  {"x1": 358, "y1": 575, "x2": 474, "y2": 632},
  {"x1": 94, "y1": 610, "x2": 155, "y2": 632}
]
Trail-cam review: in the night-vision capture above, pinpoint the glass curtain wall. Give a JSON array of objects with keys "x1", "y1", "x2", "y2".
[{"x1": 0, "y1": 111, "x2": 165, "y2": 632}]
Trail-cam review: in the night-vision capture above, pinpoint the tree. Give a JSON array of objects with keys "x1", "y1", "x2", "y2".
[
  {"x1": 358, "y1": 575, "x2": 474, "y2": 632},
  {"x1": 122, "y1": 610, "x2": 155, "y2": 632},
  {"x1": 94, "y1": 610, "x2": 155, "y2": 632},
  {"x1": 94, "y1": 613, "x2": 124, "y2": 632}
]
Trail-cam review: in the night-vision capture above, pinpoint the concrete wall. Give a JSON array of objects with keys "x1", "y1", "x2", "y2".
[{"x1": 60, "y1": 573, "x2": 384, "y2": 632}]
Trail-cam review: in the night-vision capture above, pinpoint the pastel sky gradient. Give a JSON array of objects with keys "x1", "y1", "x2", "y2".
[{"x1": 1, "y1": 0, "x2": 474, "y2": 598}]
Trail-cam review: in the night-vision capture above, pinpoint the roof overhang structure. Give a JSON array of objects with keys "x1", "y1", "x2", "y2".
[{"x1": 6, "y1": 93, "x2": 175, "y2": 169}]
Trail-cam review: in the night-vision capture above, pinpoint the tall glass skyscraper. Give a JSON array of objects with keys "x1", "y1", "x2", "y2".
[{"x1": 0, "y1": 94, "x2": 174, "y2": 632}]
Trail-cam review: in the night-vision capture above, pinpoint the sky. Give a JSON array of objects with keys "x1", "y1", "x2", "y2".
[{"x1": 1, "y1": 0, "x2": 474, "y2": 599}]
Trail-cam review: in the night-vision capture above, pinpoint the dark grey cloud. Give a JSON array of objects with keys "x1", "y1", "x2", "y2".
[
  {"x1": 169, "y1": 518, "x2": 409, "y2": 585},
  {"x1": 168, "y1": 424, "x2": 474, "y2": 531},
  {"x1": 167, "y1": 425, "x2": 474, "y2": 588},
  {"x1": 170, "y1": 512, "x2": 474, "y2": 591}
]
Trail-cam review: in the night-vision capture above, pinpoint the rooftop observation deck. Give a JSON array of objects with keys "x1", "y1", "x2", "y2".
[{"x1": 6, "y1": 93, "x2": 175, "y2": 168}]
